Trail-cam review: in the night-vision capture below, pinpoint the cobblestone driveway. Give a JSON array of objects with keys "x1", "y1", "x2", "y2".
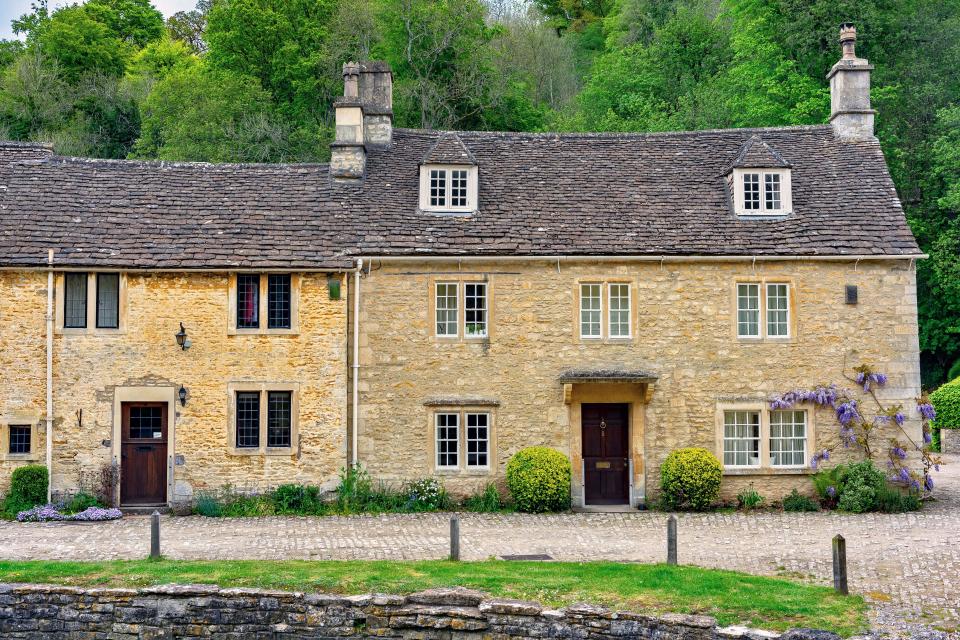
[{"x1": 2, "y1": 456, "x2": 958, "y2": 638}]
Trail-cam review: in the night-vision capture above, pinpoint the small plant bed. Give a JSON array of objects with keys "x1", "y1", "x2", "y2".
[
  {"x1": 191, "y1": 467, "x2": 513, "y2": 517},
  {"x1": 0, "y1": 559, "x2": 867, "y2": 635}
]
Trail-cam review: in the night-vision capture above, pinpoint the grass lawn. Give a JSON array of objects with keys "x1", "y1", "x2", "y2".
[{"x1": 0, "y1": 559, "x2": 866, "y2": 635}]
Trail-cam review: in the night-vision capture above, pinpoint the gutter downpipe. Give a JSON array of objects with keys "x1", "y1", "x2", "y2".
[
  {"x1": 45, "y1": 249, "x2": 54, "y2": 503},
  {"x1": 352, "y1": 258, "x2": 363, "y2": 467}
]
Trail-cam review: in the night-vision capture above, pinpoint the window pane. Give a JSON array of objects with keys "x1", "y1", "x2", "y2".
[
  {"x1": 580, "y1": 283, "x2": 602, "y2": 338},
  {"x1": 466, "y1": 413, "x2": 489, "y2": 467},
  {"x1": 436, "y1": 413, "x2": 459, "y2": 468},
  {"x1": 236, "y1": 392, "x2": 260, "y2": 448},
  {"x1": 8, "y1": 425, "x2": 30, "y2": 454},
  {"x1": 267, "y1": 274, "x2": 291, "y2": 329},
  {"x1": 129, "y1": 406, "x2": 163, "y2": 439},
  {"x1": 430, "y1": 169, "x2": 447, "y2": 207},
  {"x1": 451, "y1": 170, "x2": 468, "y2": 207},
  {"x1": 766, "y1": 283, "x2": 789, "y2": 337},
  {"x1": 436, "y1": 283, "x2": 458, "y2": 336},
  {"x1": 723, "y1": 410, "x2": 760, "y2": 466},
  {"x1": 737, "y1": 283, "x2": 760, "y2": 337},
  {"x1": 237, "y1": 274, "x2": 260, "y2": 329},
  {"x1": 96, "y1": 273, "x2": 119, "y2": 329},
  {"x1": 464, "y1": 283, "x2": 487, "y2": 337},
  {"x1": 743, "y1": 173, "x2": 760, "y2": 211},
  {"x1": 770, "y1": 410, "x2": 806, "y2": 467},
  {"x1": 765, "y1": 173, "x2": 781, "y2": 210},
  {"x1": 267, "y1": 391, "x2": 292, "y2": 448},
  {"x1": 609, "y1": 283, "x2": 631, "y2": 337},
  {"x1": 64, "y1": 273, "x2": 87, "y2": 328}
]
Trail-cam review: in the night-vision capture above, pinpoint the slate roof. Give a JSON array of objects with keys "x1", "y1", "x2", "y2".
[
  {"x1": 421, "y1": 133, "x2": 477, "y2": 165},
  {"x1": 0, "y1": 125, "x2": 921, "y2": 269},
  {"x1": 728, "y1": 135, "x2": 791, "y2": 169}
]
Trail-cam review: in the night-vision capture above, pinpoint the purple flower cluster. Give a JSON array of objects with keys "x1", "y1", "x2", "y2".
[
  {"x1": 856, "y1": 371, "x2": 888, "y2": 392},
  {"x1": 16, "y1": 504, "x2": 122, "y2": 523},
  {"x1": 769, "y1": 385, "x2": 838, "y2": 410},
  {"x1": 826, "y1": 486, "x2": 837, "y2": 498},
  {"x1": 811, "y1": 449, "x2": 830, "y2": 470},
  {"x1": 16, "y1": 505, "x2": 66, "y2": 522},
  {"x1": 836, "y1": 400, "x2": 860, "y2": 426},
  {"x1": 925, "y1": 474, "x2": 935, "y2": 491},
  {"x1": 890, "y1": 445, "x2": 908, "y2": 460},
  {"x1": 918, "y1": 403, "x2": 936, "y2": 421},
  {"x1": 891, "y1": 467, "x2": 912, "y2": 484},
  {"x1": 70, "y1": 507, "x2": 123, "y2": 521}
]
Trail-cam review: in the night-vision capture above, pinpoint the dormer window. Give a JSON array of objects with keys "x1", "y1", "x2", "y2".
[
  {"x1": 420, "y1": 164, "x2": 478, "y2": 213},
  {"x1": 419, "y1": 132, "x2": 478, "y2": 214},
  {"x1": 733, "y1": 168, "x2": 791, "y2": 216}
]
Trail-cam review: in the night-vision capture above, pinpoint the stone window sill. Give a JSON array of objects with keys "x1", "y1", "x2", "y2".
[
  {"x1": 723, "y1": 467, "x2": 812, "y2": 476},
  {"x1": 0, "y1": 453, "x2": 41, "y2": 463},
  {"x1": 228, "y1": 448, "x2": 294, "y2": 457}
]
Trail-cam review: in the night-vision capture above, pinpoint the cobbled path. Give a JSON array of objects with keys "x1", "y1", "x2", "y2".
[{"x1": 2, "y1": 456, "x2": 958, "y2": 638}]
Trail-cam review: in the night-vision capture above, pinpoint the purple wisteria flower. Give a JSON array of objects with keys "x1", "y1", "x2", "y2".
[
  {"x1": 826, "y1": 486, "x2": 837, "y2": 498},
  {"x1": 892, "y1": 467, "x2": 911, "y2": 484},
  {"x1": 836, "y1": 400, "x2": 860, "y2": 426},
  {"x1": 890, "y1": 446, "x2": 907, "y2": 460},
  {"x1": 810, "y1": 449, "x2": 831, "y2": 469},
  {"x1": 924, "y1": 474, "x2": 935, "y2": 491},
  {"x1": 918, "y1": 403, "x2": 936, "y2": 421},
  {"x1": 923, "y1": 430, "x2": 933, "y2": 444}
]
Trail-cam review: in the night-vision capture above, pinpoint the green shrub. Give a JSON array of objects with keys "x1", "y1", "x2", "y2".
[
  {"x1": 836, "y1": 460, "x2": 886, "y2": 513},
  {"x1": 736, "y1": 488, "x2": 764, "y2": 510},
  {"x1": 782, "y1": 489, "x2": 819, "y2": 512},
  {"x1": 336, "y1": 465, "x2": 374, "y2": 512},
  {"x1": 194, "y1": 492, "x2": 223, "y2": 517},
  {"x1": 65, "y1": 492, "x2": 102, "y2": 514},
  {"x1": 506, "y1": 447, "x2": 571, "y2": 513},
  {"x1": 463, "y1": 483, "x2": 503, "y2": 512},
  {"x1": 405, "y1": 478, "x2": 447, "y2": 511},
  {"x1": 659, "y1": 448, "x2": 722, "y2": 511},
  {"x1": 2, "y1": 465, "x2": 48, "y2": 516},
  {"x1": 272, "y1": 484, "x2": 322, "y2": 514},
  {"x1": 876, "y1": 485, "x2": 922, "y2": 513},
  {"x1": 812, "y1": 465, "x2": 845, "y2": 508},
  {"x1": 948, "y1": 359, "x2": 960, "y2": 384},
  {"x1": 931, "y1": 378, "x2": 960, "y2": 430}
]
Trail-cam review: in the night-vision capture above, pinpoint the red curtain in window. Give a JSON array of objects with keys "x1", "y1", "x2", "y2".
[{"x1": 239, "y1": 278, "x2": 258, "y2": 326}]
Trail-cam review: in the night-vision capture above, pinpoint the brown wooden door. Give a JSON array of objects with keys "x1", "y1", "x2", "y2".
[
  {"x1": 120, "y1": 402, "x2": 168, "y2": 505},
  {"x1": 582, "y1": 403, "x2": 630, "y2": 505}
]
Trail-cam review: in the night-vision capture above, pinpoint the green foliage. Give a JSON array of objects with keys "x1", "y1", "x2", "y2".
[
  {"x1": 2, "y1": 465, "x2": 48, "y2": 517},
  {"x1": 193, "y1": 492, "x2": 222, "y2": 517},
  {"x1": 37, "y1": 6, "x2": 131, "y2": 81},
  {"x1": 64, "y1": 492, "x2": 103, "y2": 514},
  {"x1": 876, "y1": 485, "x2": 921, "y2": 513},
  {"x1": 659, "y1": 447, "x2": 722, "y2": 511},
  {"x1": 272, "y1": 484, "x2": 322, "y2": 514},
  {"x1": 736, "y1": 488, "x2": 764, "y2": 510},
  {"x1": 192, "y1": 487, "x2": 277, "y2": 517},
  {"x1": 335, "y1": 464, "x2": 373, "y2": 512},
  {"x1": 931, "y1": 377, "x2": 960, "y2": 430},
  {"x1": 505, "y1": 447, "x2": 571, "y2": 513},
  {"x1": 818, "y1": 460, "x2": 888, "y2": 513},
  {"x1": 462, "y1": 483, "x2": 503, "y2": 512},
  {"x1": 782, "y1": 489, "x2": 819, "y2": 512}
]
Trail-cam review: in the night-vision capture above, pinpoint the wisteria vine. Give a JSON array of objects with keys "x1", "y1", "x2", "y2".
[{"x1": 769, "y1": 364, "x2": 942, "y2": 494}]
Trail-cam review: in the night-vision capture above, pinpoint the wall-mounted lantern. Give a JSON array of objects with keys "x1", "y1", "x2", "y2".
[
  {"x1": 178, "y1": 385, "x2": 188, "y2": 407},
  {"x1": 175, "y1": 322, "x2": 192, "y2": 350}
]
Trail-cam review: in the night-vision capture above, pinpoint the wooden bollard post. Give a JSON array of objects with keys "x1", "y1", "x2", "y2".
[
  {"x1": 832, "y1": 534, "x2": 848, "y2": 595},
  {"x1": 450, "y1": 515, "x2": 460, "y2": 561},
  {"x1": 150, "y1": 511, "x2": 161, "y2": 559},
  {"x1": 667, "y1": 515, "x2": 678, "y2": 565}
]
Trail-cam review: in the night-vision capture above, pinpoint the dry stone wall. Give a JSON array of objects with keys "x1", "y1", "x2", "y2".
[{"x1": 0, "y1": 583, "x2": 841, "y2": 639}]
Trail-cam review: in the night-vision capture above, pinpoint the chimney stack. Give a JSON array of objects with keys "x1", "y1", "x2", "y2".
[
  {"x1": 827, "y1": 23, "x2": 876, "y2": 141},
  {"x1": 330, "y1": 61, "x2": 393, "y2": 182}
]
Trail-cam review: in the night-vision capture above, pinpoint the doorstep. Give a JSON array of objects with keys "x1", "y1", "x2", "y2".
[
  {"x1": 573, "y1": 504, "x2": 640, "y2": 513},
  {"x1": 119, "y1": 505, "x2": 170, "y2": 516}
]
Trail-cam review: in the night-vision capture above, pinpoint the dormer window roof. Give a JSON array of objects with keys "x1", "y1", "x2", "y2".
[
  {"x1": 728, "y1": 136, "x2": 793, "y2": 217},
  {"x1": 419, "y1": 133, "x2": 478, "y2": 214}
]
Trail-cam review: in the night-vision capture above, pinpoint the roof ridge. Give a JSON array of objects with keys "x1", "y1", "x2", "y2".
[
  {"x1": 33, "y1": 155, "x2": 331, "y2": 171},
  {"x1": 394, "y1": 124, "x2": 835, "y2": 141}
]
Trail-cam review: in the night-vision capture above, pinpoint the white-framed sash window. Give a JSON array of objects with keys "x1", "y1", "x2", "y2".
[
  {"x1": 580, "y1": 283, "x2": 602, "y2": 338},
  {"x1": 723, "y1": 410, "x2": 761, "y2": 467},
  {"x1": 435, "y1": 282, "x2": 459, "y2": 337},
  {"x1": 435, "y1": 413, "x2": 460, "y2": 469}
]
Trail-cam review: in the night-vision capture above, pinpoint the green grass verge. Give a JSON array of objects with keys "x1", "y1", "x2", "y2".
[{"x1": 0, "y1": 559, "x2": 866, "y2": 635}]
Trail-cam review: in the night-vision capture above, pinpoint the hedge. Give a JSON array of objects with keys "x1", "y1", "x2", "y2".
[{"x1": 931, "y1": 378, "x2": 960, "y2": 430}]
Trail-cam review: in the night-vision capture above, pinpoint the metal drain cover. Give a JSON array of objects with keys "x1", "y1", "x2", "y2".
[{"x1": 499, "y1": 554, "x2": 553, "y2": 561}]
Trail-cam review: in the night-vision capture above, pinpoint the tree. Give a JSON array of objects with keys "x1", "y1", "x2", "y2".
[
  {"x1": 166, "y1": 0, "x2": 212, "y2": 54},
  {"x1": 0, "y1": 51, "x2": 72, "y2": 140},
  {"x1": 83, "y1": 0, "x2": 165, "y2": 48},
  {"x1": 36, "y1": 6, "x2": 131, "y2": 81},
  {"x1": 133, "y1": 64, "x2": 295, "y2": 162}
]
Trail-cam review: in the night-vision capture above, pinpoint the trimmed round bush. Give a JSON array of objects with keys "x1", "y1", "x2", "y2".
[
  {"x1": 659, "y1": 448, "x2": 722, "y2": 511},
  {"x1": 931, "y1": 378, "x2": 960, "y2": 430},
  {"x1": 3, "y1": 465, "x2": 48, "y2": 515},
  {"x1": 506, "y1": 447, "x2": 571, "y2": 513},
  {"x1": 836, "y1": 460, "x2": 886, "y2": 513}
]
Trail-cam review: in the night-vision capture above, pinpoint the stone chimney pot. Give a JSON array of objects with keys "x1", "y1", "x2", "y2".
[{"x1": 827, "y1": 23, "x2": 876, "y2": 141}]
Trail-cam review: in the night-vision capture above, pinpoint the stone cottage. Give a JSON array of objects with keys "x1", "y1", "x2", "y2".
[{"x1": 0, "y1": 25, "x2": 925, "y2": 508}]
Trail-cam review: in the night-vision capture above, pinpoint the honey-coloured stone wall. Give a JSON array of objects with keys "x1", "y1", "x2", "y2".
[
  {"x1": 0, "y1": 271, "x2": 348, "y2": 501},
  {"x1": 356, "y1": 258, "x2": 922, "y2": 505}
]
